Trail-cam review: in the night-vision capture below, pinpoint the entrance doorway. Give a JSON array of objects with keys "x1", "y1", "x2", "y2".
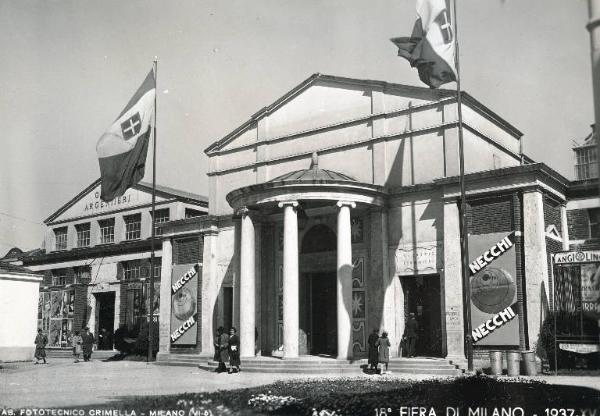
[
  {"x1": 94, "y1": 292, "x2": 115, "y2": 350},
  {"x1": 401, "y1": 275, "x2": 442, "y2": 357},
  {"x1": 301, "y1": 272, "x2": 337, "y2": 355}
]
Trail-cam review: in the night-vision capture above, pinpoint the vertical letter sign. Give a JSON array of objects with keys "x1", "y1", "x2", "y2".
[
  {"x1": 170, "y1": 263, "x2": 200, "y2": 345},
  {"x1": 468, "y1": 232, "x2": 520, "y2": 346}
]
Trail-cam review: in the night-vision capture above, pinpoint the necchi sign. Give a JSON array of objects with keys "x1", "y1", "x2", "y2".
[{"x1": 170, "y1": 263, "x2": 201, "y2": 345}]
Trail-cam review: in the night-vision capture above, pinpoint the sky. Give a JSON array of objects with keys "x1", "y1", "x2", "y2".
[{"x1": 0, "y1": 0, "x2": 594, "y2": 255}]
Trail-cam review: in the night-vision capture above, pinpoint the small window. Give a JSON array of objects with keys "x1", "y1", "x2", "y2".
[
  {"x1": 124, "y1": 214, "x2": 141, "y2": 241},
  {"x1": 99, "y1": 218, "x2": 115, "y2": 244},
  {"x1": 123, "y1": 261, "x2": 142, "y2": 280},
  {"x1": 54, "y1": 227, "x2": 68, "y2": 251},
  {"x1": 590, "y1": 208, "x2": 600, "y2": 238},
  {"x1": 185, "y1": 208, "x2": 205, "y2": 218},
  {"x1": 152, "y1": 209, "x2": 169, "y2": 236},
  {"x1": 52, "y1": 270, "x2": 67, "y2": 286},
  {"x1": 75, "y1": 223, "x2": 90, "y2": 248},
  {"x1": 73, "y1": 266, "x2": 91, "y2": 284}
]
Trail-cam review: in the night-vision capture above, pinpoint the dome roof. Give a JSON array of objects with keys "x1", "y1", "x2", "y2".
[{"x1": 268, "y1": 153, "x2": 356, "y2": 182}]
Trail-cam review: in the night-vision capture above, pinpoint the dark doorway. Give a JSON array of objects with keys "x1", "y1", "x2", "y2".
[
  {"x1": 300, "y1": 272, "x2": 337, "y2": 356},
  {"x1": 223, "y1": 287, "x2": 233, "y2": 331},
  {"x1": 95, "y1": 292, "x2": 115, "y2": 350},
  {"x1": 402, "y1": 275, "x2": 443, "y2": 357}
]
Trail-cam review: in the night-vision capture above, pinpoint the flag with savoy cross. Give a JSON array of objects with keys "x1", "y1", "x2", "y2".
[
  {"x1": 96, "y1": 69, "x2": 155, "y2": 202},
  {"x1": 390, "y1": 0, "x2": 457, "y2": 88}
]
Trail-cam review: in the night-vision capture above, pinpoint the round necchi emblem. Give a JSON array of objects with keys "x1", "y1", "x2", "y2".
[
  {"x1": 172, "y1": 287, "x2": 196, "y2": 321},
  {"x1": 470, "y1": 267, "x2": 516, "y2": 314}
]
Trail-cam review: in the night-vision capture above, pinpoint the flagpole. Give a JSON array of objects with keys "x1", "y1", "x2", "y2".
[
  {"x1": 452, "y1": 0, "x2": 473, "y2": 372},
  {"x1": 148, "y1": 58, "x2": 158, "y2": 363}
]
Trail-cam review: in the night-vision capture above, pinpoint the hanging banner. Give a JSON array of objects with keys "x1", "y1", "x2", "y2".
[
  {"x1": 468, "y1": 232, "x2": 520, "y2": 346},
  {"x1": 170, "y1": 263, "x2": 200, "y2": 345}
]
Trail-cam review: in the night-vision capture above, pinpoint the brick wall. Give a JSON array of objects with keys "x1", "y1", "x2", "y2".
[
  {"x1": 467, "y1": 197, "x2": 513, "y2": 235},
  {"x1": 543, "y1": 197, "x2": 562, "y2": 233},
  {"x1": 173, "y1": 236, "x2": 204, "y2": 265},
  {"x1": 567, "y1": 209, "x2": 589, "y2": 240}
]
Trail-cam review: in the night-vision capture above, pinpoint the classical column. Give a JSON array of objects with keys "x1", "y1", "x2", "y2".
[
  {"x1": 336, "y1": 200, "x2": 355, "y2": 360},
  {"x1": 279, "y1": 201, "x2": 299, "y2": 358},
  {"x1": 523, "y1": 189, "x2": 549, "y2": 350},
  {"x1": 239, "y1": 207, "x2": 256, "y2": 357},
  {"x1": 200, "y1": 226, "x2": 218, "y2": 357},
  {"x1": 443, "y1": 199, "x2": 465, "y2": 359},
  {"x1": 158, "y1": 238, "x2": 173, "y2": 356}
]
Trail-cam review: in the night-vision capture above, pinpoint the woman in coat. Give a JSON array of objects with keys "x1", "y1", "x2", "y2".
[
  {"x1": 227, "y1": 327, "x2": 241, "y2": 373},
  {"x1": 218, "y1": 327, "x2": 230, "y2": 373},
  {"x1": 213, "y1": 326, "x2": 226, "y2": 372},
  {"x1": 367, "y1": 328, "x2": 379, "y2": 373},
  {"x1": 34, "y1": 329, "x2": 47, "y2": 364},
  {"x1": 71, "y1": 330, "x2": 83, "y2": 363},
  {"x1": 376, "y1": 331, "x2": 391, "y2": 374}
]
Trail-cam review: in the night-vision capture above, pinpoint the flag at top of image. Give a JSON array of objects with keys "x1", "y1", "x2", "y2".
[
  {"x1": 96, "y1": 69, "x2": 155, "y2": 202},
  {"x1": 391, "y1": 0, "x2": 457, "y2": 88}
]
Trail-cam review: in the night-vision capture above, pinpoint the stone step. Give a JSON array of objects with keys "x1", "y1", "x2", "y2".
[{"x1": 45, "y1": 349, "x2": 118, "y2": 359}]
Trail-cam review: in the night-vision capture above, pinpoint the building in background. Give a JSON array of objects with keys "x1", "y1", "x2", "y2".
[
  {"x1": 21, "y1": 179, "x2": 207, "y2": 350},
  {"x1": 156, "y1": 74, "x2": 591, "y2": 366},
  {"x1": 0, "y1": 262, "x2": 43, "y2": 361}
]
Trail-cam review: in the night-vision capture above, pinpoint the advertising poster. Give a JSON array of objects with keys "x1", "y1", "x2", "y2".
[
  {"x1": 467, "y1": 232, "x2": 520, "y2": 346},
  {"x1": 170, "y1": 263, "x2": 201, "y2": 345}
]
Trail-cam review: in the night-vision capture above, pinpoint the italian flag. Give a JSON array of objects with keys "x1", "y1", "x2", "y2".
[
  {"x1": 391, "y1": 0, "x2": 457, "y2": 89},
  {"x1": 96, "y1": 70, "x2": 155, "y2": 202}
]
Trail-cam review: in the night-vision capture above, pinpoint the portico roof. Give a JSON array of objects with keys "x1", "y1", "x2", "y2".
[{"x1": 226, "y1": 153, "x2": 386, "y2": 210}]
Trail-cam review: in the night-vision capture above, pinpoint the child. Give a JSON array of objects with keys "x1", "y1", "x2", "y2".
[
  {"x1": 71, "y1": 330, "x2": 83, "y2": 363},
  {"x1": 376, "y1": 331, "x2": 391, "y2": 375}
]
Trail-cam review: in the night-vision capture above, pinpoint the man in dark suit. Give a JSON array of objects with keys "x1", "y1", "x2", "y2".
[
  {"x1": 404, "y1": 313, "x2": 419, "y2": 358},
  {"x1": 81, "y1": 327, "x2": 95, "y2": 361}
]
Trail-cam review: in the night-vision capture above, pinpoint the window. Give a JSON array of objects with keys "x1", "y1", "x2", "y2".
[
  {"x1": 152, "y1": 208, "x2": 169, "y2": 236},
  {"x1": 73, "y1": 266, "x2": 91, "y2": 284},
  {"x1": 185, "y1": 208, "x2": 205, "y2": 218},
  {"x1": 123, "y1": 261, "x2": 142, "y2": 280},
  {"x1": 54, "y1": 227, "x2": 67, "y2": 251},
  {"x1": 75, "y1": 223, "x2": 90, "y2": 247},
  {"x1": 575, "y1": 147, "x2": 598, "y2": 180},
  {"x1": 52, "y1": 270, "x2": 67, "y2": 286},
  {"x1": 124, "y1": 214, "x2": 141, "y2": 240},
  {"x1": 152, "y1": 259, "x2": 161, "y2": 280},
  {"x1": 590, "y1": 208, "x2": 600, "y2": 238},
  {"x1": 99, "y1": 218, "x2": 115, "y2": 244}
]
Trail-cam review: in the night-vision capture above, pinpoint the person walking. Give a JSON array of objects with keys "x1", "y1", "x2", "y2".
[
  {"x1": 71, "y1": 330, "x2": 83, "y2": 363},
  {"x1": 376, "y1": 331, "x2": 391, "y2": 374},
  {"x1": 367, "y1": 328, "x2": 379, "y2": 373},
  {"x1": 227, "y1": 327, "x2": 241, "y2": 373},
  {"x1": 404, "y1": 312, "x2": 419, "y2": 358},
  {"x1": 34, "y1": 329, "x2": 47, "y2": 364},
  {"x1": 218, "y1": 326, "x2": 230, "y2": 373},
  {"x1": 81, "y1": 327, "x2": 95, "y2": 362}
]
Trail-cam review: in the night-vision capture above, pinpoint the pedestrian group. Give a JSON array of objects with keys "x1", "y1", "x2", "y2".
[{"x1": 213, "y1": 326, "x2": 241, "y2": 373}]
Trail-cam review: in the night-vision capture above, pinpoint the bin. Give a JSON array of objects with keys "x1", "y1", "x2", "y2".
[
  {"x1": 506, "y1": 351, "x2": 520, "y2": 376},
  {"x1": 489, "y1": 351, "x2": 503, "y2": 375},
  {"x1": 521, "y1": 351, "x2": 537, "y2": 376}
]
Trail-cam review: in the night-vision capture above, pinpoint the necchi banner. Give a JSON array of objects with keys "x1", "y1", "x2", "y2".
[
  {"x1": 468, "y1": 232, "x2": 520, "y2": 346},
  {"x1": 170, "y1": 263, "x2": 200, "y2": 345}
]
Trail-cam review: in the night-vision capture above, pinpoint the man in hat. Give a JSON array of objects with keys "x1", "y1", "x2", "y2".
[
  {"x1": 404, "y1": 312, "x2": 419, "y2": 358},
  {"x1": 81, "y1": 327, "x2": 95, "y2": 362}
]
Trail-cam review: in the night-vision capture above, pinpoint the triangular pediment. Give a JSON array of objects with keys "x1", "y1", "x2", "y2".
[
  {"x1": 545, "y1": 224, "x2": 562, "y2": 241},
  {"x1": 205, "y1": 73, "x2": 450, "y2": 155},
  {"x1": 45, "y1": 179, "x2": 170, "y2": 224}
]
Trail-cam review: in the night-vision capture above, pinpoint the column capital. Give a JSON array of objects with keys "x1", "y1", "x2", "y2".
[
  {"x1": 336, "y1": 200, "x2": 356, "y2": 209},
  {"x1": 278, "y1": 200, "x2": 298, "y2": 209},
  {"x1": 235, "y1": 206, "x2": 259, "y2": 219}
]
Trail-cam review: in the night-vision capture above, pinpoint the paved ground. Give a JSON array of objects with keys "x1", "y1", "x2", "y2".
[{"x1": 1, "y1": 358, "x2": 599, "y2": 408}]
